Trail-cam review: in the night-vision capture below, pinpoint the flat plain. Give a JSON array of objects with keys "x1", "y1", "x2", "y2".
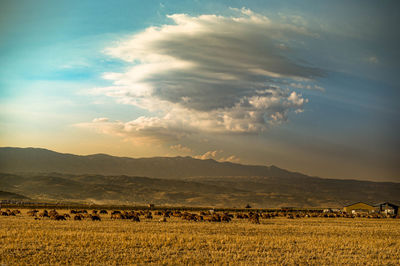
[{"x1": 1, "y1": 209, "x2": 400, "y2": 265}]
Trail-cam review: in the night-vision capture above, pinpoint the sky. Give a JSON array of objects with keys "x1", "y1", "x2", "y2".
[{"x1": 0, "y1": 0, "x2": 399, "y2": 182}]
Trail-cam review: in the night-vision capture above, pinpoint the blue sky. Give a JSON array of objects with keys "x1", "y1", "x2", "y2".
[{"x1": 1, "y1": 0, "x2": 399, "y2": 181}]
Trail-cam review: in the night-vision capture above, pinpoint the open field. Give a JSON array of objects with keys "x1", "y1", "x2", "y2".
[{"x1": 1, "y1": 209, "x2": 400, "y2": 265}]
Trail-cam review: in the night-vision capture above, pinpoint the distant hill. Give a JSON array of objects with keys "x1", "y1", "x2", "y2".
[
  {"x1": 0, "y1": 147, "x2": 325, "y2": 179},
  {"x1": 0, "y1": 147, "x2": 399, "y2": 207},
  {"x1": 0, "y1": 190, "x2": 29, "y2": 200},
  {"x1": 0, "y1": 172, "x2": 398, "y2": 208}
]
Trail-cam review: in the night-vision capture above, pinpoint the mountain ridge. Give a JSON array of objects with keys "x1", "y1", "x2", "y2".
[
  {"x1": 0, "y1": 146, "x2": 315, "y2": 181},
  {"x1": 0, "y1": 147, "x2": 399, "y2": 207}
]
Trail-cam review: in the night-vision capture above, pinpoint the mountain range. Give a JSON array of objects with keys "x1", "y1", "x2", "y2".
[{"x1": 0, "y1": 147, "x2": 399, "y2": 207}]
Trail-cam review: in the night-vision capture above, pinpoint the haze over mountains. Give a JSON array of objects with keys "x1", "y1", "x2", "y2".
[{"x1": 0, "y1": 147, "x2": 399, "y2": 208}]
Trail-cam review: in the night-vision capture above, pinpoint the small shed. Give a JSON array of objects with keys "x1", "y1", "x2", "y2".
[
  {"x1": 375, "y1": 202, "x2": 399, "y2": 216},
  {"x1": 343, "y1": 202, "x2": 376, "y2": 214}
]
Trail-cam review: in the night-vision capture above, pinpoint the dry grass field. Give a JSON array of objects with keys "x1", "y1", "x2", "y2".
[{"x1": 1, "y1": 209, "x2": 400, "y2": 265}]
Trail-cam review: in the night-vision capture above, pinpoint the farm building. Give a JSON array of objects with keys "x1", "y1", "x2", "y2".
[
  {"x1": 343, "y1": 202, "x2": 377, "y2": 214},
  {"x1": 375, "y1": 202, "x2": 399, "y2": 216}
]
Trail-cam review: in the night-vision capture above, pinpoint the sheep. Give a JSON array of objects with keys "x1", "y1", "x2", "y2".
[
  {"x1": 51, "y1": 215, "x2": 66, "y2": 221},
  {"x1": 74, "y1": 214, "x2": 83, "y2": 220},
  {"x1": 39, "y1": 210, "x2": 49, "y2": 218},
  {"x1": 145, "y1": 212, "x2": 153, "y2": 219},
  {"x1": 90, "y1": 215, "x2": 101, "y2": 221},
  {"x1": 49, "y1": 209, "x2": 58, "y2": 217},
  {"x1": 27, "y1": 210, "x2": 39, "y2": 216},
  {"x1": 132, "y1": 215, "x2": 140, "y2": 222},
  {"x1": 221, "y1": 215, "x2": 231, "y2": 222},
  {"x1": 286, "y1": 214, "x2": 294, "y2": 219},
  {"x1": 111, "y1": 213, "x2": 124, "y2": 219},
  {"x1": 249, "y1": 213, "x2": 260, "y2": 224}
]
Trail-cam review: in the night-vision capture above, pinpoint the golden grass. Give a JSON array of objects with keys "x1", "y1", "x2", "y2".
[{"x1": 1, "y1": 209, "x2": 399, "y2": 265}]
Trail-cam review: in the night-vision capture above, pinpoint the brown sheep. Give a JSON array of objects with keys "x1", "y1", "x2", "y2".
[
  {"x1": 172, "y1": 211, "x2": 182, "y2": 217},
  {"x1": 99, "y1": 210, "x2": 108, "y2": 214},
  {"x1": 213, "y1": 214, "x2": 222, "y2": 222},
  {"x1": 203, "y1": 215, "x2": 213, "y2": 222},
  {"x1": 39, "y1": 210, "x2": 49, "y2": 218},
  {"x1": 51, "y1": 215, "x2": 66, "y2": 221},
  {"x1": 249, "y1": 213, "x2": 260, "y2": 224},
  {"x1": 181, "y1": 212, "x2": 199, "y2": 222},
  {"x1": 203, "y1": 214, "x2": 221, "y2": 222},
  {"x1": 221, "y1": 215, "x2": 231, "y2": 222},
  {"x1": 235, "y1": 213, "x2": 244, "y2": 219},
  {"x1": 223, "y1": 212, "x2": 234, "y2": 218},
  {"x1": 249, "y1": 216, "x2": 260, "y2": 224},
  {"x1": 27, "y1": 209, "x2": 39, "y2": 216},
  {"x1": 262, "y1": 213, "x2": 272, "y2": 219},
  {"x1": 132, "y1": 215, "x2": 140, "y2": 222},
  {"x1": 111, "y1": 213, "x2": 124, "y2": 219},
  {"x1": 74, "y1": 214, "x2": 83, "y2": 220},
  {"x1": 49, "y1": 209, "x2": 58, "y2": 217},
  {"x1": 90, "y1": 215, "x2": 101, "y2": 221}
]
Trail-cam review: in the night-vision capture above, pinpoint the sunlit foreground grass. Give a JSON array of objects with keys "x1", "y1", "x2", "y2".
[{"x1": 1, "y1": 210, "x2": 399, "y2": 265}]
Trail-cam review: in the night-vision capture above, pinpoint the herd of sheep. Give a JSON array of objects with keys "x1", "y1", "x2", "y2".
[{"x1": 1, "y1": 208, "x2": 399, "y2": 223}]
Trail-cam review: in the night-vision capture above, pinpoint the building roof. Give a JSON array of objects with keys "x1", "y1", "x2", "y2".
[{"x1": 343, "y1": 202, "x2": 374, "y2": 208}]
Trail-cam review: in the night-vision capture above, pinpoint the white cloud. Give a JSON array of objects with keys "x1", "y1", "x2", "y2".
[
  {"x1": 194, "y1": 150, "x2": 221, "y2": 160},
  {"x1": 170, "y1": 144, "x2": 192, "y2": 154},
  {"x1": 83, "y1": 8, "x2": 324, "y2": 143},
  {"x1": 219, "y1": 155, "x2": 241, "y2": 163},
  {"x1": 193, "y1": 150, "x2": 241, "y2": 163}
]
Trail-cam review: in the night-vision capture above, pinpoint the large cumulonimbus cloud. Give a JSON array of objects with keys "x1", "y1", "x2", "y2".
[{"x1": 83, "y1": 8, "x2": 324, "y2": 143}]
